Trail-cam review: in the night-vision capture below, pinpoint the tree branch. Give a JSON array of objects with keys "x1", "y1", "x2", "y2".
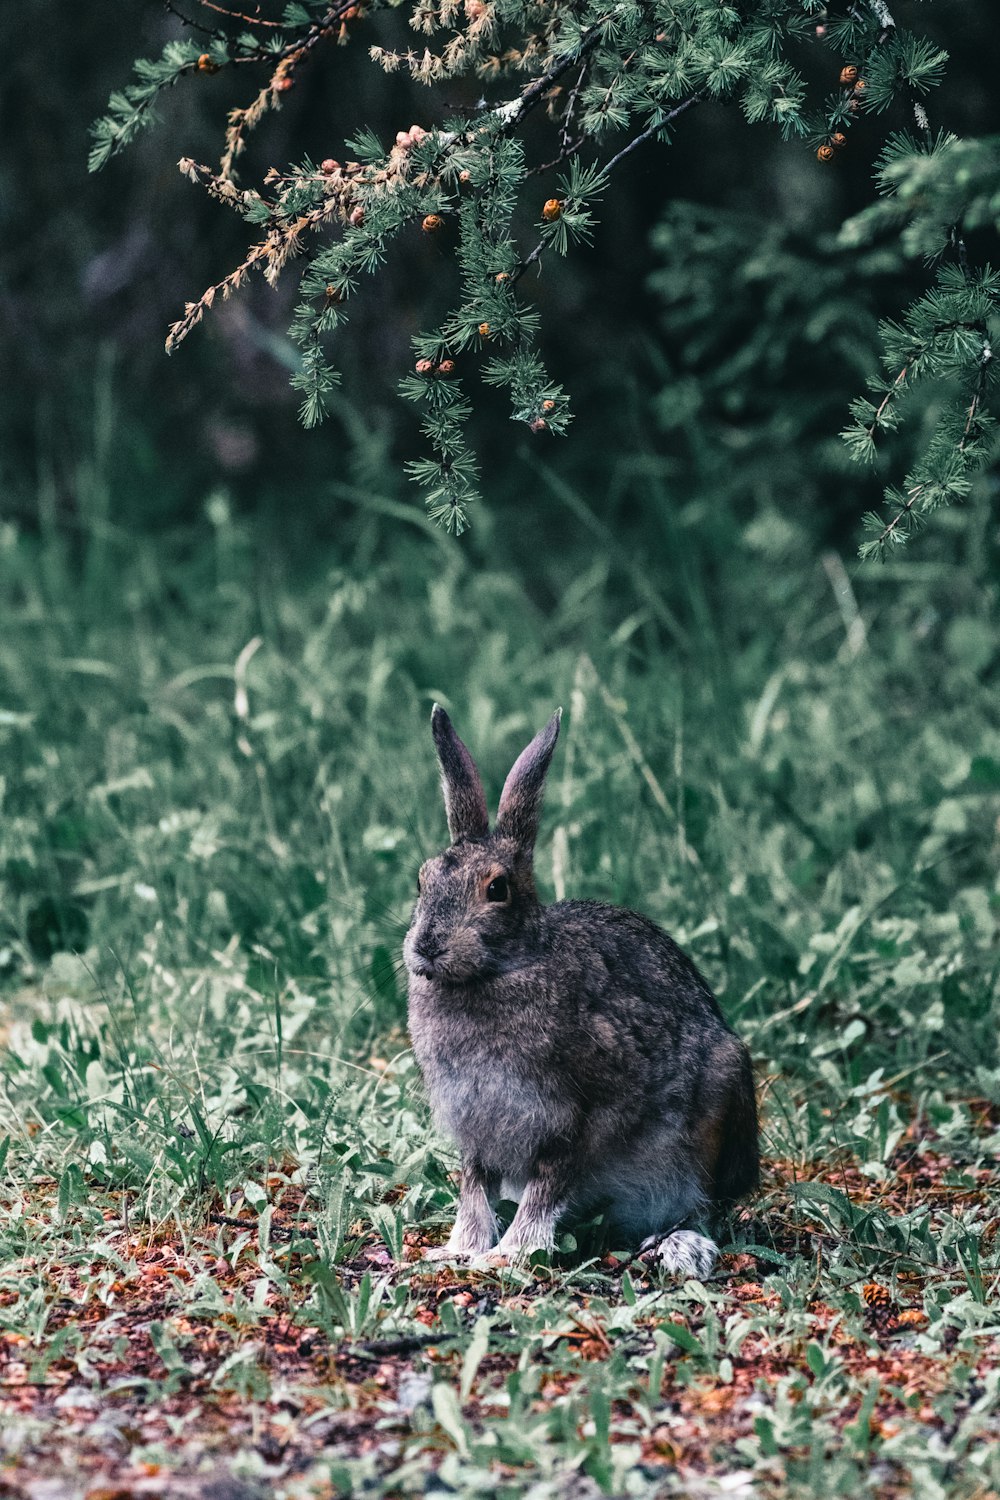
[
  {"x1": 513, "y1": 95, "x2": 702, "y2": 285},
  {"x1": 199, "y1": 0, "x2": 283, "y2": 25},
  {"x1": 602, "y1": 94, "x2": 702, "y2": 174},
  {"x1": 496, "y1": 20, "x2": 607, "y2": 136},
  {"x1": 163, "y1": 0, "x2": 222, "y2": 39}
]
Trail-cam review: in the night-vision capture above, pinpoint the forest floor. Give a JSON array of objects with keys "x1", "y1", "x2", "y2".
[
  {"x1": 2, "y1": 1131, "x2": 998, "y2": 1500},
  {"x1": 1, "y1": 501, "x2": 999, "y2": 1497}
]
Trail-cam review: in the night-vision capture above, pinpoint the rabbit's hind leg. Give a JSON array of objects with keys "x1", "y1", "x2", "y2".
[
  {"x1": 640, "y1": 1227, "x2": 718, "y2": 1279},
  {"x1": 698, "y1": 1032, "x2": 759, "y2": 1203},
  {"x1": 597, "y1": 1136, "x2": 717, "y2": 1277}
]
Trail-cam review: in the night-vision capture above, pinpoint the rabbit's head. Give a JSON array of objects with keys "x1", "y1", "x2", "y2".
[{"x1": 403, "y1": 705, "x2": 561, "y2": 984}]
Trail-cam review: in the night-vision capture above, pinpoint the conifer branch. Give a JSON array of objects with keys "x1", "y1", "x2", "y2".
[
  {"x1": 863, "y1": 484, "x2": 924, "y2": 556},
  {"x1": 836, "y1": 4, "x2": 998, "y2": 561},
  {"x1": 602, "y1": 94, "x2": 701, "y2": 174},
  {"x1": 529, "y1": 136, "x2": 587, "y2": 177},
  {"x1": 198, "y1": 0, "x2": 283, "y2": 26},
  {"x1": 493, "y1": 21, "x2": 608, "y2": 138},
  {"x1": 96, "y1": 0, "x2": 997, "y2": 537},
  {"x1": 163, "y1": 1, "x2": 221, "y2": 40},
  {"x1": 865, "y1": 365, "x2": 908, "y2": 443},
  {"x1": 516, "y1": 93, "x2": 700, "y2": 285},
  {"x1": 959, "y1": 342, "x2": 994, "y2": 453},
  {"x1": 166, "y1": 157, "x2": 357, "y2": 350}
]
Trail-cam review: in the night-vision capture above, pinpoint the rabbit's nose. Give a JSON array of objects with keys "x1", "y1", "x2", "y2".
[{"x1": 415, "y1": 938, "x2": 444, "y2": 962}]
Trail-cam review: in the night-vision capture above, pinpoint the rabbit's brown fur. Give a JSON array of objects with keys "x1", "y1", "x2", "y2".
[{"x1": 404, "y1": 706, "x2": 759, "y2": 1276}]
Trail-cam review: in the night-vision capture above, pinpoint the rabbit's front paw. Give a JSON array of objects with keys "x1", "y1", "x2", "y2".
[
  {"x1": 423, "y1": 1223, "x2": 497, "y2": 1261},
  {"x1": 641, "y1": 1229, "x2": 718, "y2": 1280},
  {"x1": 422, "y1": 1244, "x2": 467, "y2": 1262},
  {"x1": 492, "y1": 1224, "x2": 555, "y2": 1262}
]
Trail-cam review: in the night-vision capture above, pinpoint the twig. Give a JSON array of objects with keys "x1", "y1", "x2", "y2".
[
  {"x1": 867, "y1": 0, "x2": 896, "y2": 44},
  {"x1": 561, "y1": 60, "x2": 591, "y2": 152},
  {"x1": 168, "y1": 158, "x2": 353, "y2": 346},
  {"x1": 866, "y1": 363, "x2": 908, "y2": 440},
  {"x1": 497, "y1": 23, "x2": 607, "y2": 136},
  {"x1": 767, "y1": 1213, "x2": 981, "y2": 1278},
  {"x1": 273, "y1": 0, "x2": 360, "y2": 66},
  {"x1": 529, "y1": 134, "x2": 587, "y2": 178},
  {"x1": 218, "y1": 0, "x2": 360, "y2": 175},
  {"x1": 959, "y1": 339, "x2": 993, "y2": 452},
  {"x1": 199, "y1": 0, "x2": 283, "y2": 24},
  {"x1": 208, "y1": 1210, "x2": 316, "y2": 1244},
  {"x1": 515, "y1": 95, "x2": 701, "y2": 284},
  {"x1": 868, "y1": 321, "x2": 989, "y2": 445},
  {"x1": 343, "y1": 1328, "x2": 528, "y2": 1360},
  {"x1": 510, "y1": 240, "x2": 545, "y2": 287},
  {"x1": 602, "y1": 94, "x2": 701, "y2": 174},
  {"x1": 164, "y1": 0, "x2": 222, "y2": 37},
  {"x1": 345, "y1": 1331, "x2": 459, "y2": 1358}
]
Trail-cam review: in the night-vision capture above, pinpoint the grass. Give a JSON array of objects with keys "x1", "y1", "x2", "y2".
[{"x1": 0, "y1": 467, "x2": 999, "y2": 1499}]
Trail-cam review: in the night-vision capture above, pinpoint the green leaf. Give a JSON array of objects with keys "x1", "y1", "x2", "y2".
[
  {"x1": 432, "y1": 1383, "x2": 470, "y2": 1456},
  {"x1": 657, "y1": 1320, "x2": 704, "y2": 1355},
  {"x1": 460, "y1": 1316, "x2": 493, "y2": 1401}
]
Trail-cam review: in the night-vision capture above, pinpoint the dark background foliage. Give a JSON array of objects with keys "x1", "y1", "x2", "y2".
[{"x1": 4, "y1": 1, "x2": 998, "y2": 552}]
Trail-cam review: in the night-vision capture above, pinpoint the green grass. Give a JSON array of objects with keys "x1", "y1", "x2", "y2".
[{"x1": 0, "y1": 477, "x2": 998, "y2": 1498}]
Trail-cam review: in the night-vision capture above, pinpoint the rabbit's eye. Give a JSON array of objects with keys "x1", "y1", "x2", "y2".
[{"x1": 486, "y1": 876, "x2": 509, "y2": 903}]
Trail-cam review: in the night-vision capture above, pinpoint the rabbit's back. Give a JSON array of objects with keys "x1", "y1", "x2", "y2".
[
  {"x1": 541, "y1": 901, "x2": 757, "y2": 1206},
  {"x1": 543, "y1": 900, "x2": 724, "y2": 1017},
  {"x1": 540, "y1": 900, "x2": 733, "y2": 1084}
]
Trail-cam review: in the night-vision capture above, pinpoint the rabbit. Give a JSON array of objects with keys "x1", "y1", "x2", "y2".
[{"x1": 403, "y1": 705, "x2": 759, "y2": 1278}]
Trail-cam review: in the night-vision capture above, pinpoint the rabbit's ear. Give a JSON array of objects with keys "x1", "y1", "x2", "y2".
[
  {"x1": 494, "y1": 709, "x2": 562, "y2": 849},
  {"x1": 431, "y1": 705, "x2": 490, "y2": 842}
]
